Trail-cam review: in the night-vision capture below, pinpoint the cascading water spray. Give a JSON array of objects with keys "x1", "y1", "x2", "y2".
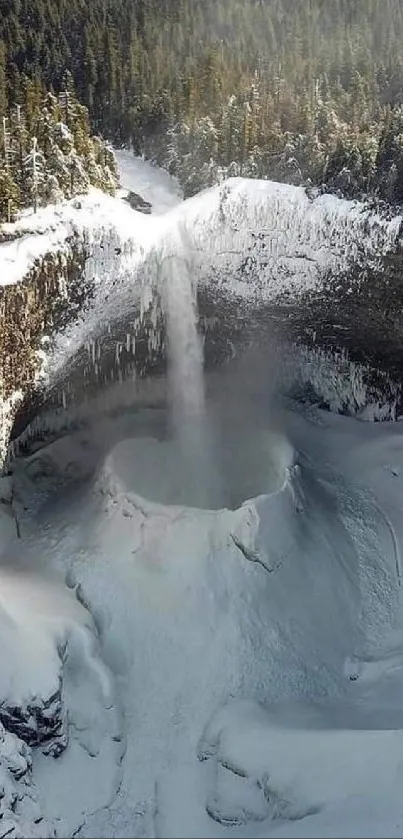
[{"x1": 161, "y1": 249, "x2": 221, "y2": 508}]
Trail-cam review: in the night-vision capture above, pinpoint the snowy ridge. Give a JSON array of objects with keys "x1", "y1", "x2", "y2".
[
  {"x1": 0, "y1": 189, "x2": 151, "y2": 288},
  {"x1": 2, "y1": 176, "x2": 401, "y2": 302},
  {"x1": 175, "y1": 178, "x2": 403, "y2": 299},
  {"x1": 37, "y1": 176, "x2": 402, "y2": 402}
]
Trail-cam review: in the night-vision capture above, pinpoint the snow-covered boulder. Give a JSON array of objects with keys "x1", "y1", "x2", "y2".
[
  {"x1": 0, "y1": 721, "x2": 55, "y2": 838},
  {"x1": 0, "y1": 570, "x2": 101, "y2": 757}
]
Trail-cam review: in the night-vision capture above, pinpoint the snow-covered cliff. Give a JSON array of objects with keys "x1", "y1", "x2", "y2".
[{"x1": 2, "y1": 161, "x2": 403, "y2": 466}]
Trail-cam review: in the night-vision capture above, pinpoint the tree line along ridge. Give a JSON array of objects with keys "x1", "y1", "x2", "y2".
[{"x1": 2, "y1": 0, "x2": 403, "y2": 215}]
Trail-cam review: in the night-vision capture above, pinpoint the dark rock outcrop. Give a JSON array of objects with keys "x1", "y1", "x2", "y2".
[{"x1": 123, "y1": 191, "x2": 152, "y2": 214}]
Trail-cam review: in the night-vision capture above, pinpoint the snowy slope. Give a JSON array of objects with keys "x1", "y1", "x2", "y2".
[{"x1": 0, "y1": 151, "x2": 181, "y2": 287}]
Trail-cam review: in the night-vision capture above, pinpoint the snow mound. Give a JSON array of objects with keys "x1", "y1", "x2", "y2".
[
  {"x1": 0, "y1": 568, "x2": 116, "y2": 758},
  {"x1": 95, "y1": 427, "x2": 290, "y2": 510},
  {"x1": 0, "y1": 570, "x2": 89, "y2": 707},
  {"x1": 0, "y1": 562, "x2": 122, "y2": 835},
  {"x1": 197, "y1": 697, "x2": 403, "y2": 831},
  {"x1": 0, "y1": 721, "x2": 55, "y2": 838}
]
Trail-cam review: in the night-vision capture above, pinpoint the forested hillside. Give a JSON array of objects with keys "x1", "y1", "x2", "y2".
[
  {"x1": 2, "y1": 0, "x2": 403, "y2": 201},
  {"x1": 0, "y1": 71, "x2": 118, "y2": 222}
]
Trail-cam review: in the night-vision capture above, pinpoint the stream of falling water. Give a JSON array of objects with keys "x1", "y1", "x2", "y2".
[{"x1": 162, "y1": 252, "x2": 221, "y2": 508}]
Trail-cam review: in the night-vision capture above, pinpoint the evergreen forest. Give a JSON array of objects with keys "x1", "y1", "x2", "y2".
[{"x1": 2, "y1": 0, "x2": 403, "y2": 215}]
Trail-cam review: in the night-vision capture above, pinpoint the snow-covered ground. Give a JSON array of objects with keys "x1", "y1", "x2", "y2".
[
  {"x1": 2, "y1": 152, "x2": 403, "y2": 839},
  {"x1": 4, "y1": 379, "x2": 403, "y2": 838},
  {"x1": 114, "y1": 149, "x2": 182, "y2": 214}
]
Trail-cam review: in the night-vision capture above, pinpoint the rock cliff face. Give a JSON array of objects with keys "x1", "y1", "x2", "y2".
[
  {"x1": 0, "y1": 246, "x2": 88, "y2": 403},
  {"x1": 1, "y1": 249, "x2": 402, "y2": 470},
  {"x1": 0, "y1": 232, "x2": 245, "y2": 465},
  {"x1": 0, "y1": 243, "x2": 91, "y2": 463}
]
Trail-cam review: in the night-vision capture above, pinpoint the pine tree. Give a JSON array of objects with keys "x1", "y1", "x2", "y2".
[
  {"x1": 23, "y1": 136, "x2": 45, "y2": 212},
  {"x1": 59, "y1": 71, "x2": 77, "y2": 129},
  {"x1": 0, "y1": 40, "x2": 7, "y2": 119},
  {"x1": 82, "y1": 28, "x2": 97, "y2": 112},
  {"x1": 3, "y1": 0, "x2": 403, "y2": 204},
  {"x1": 0, "y1": 168, "x2": 20, "y2": 222}
]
